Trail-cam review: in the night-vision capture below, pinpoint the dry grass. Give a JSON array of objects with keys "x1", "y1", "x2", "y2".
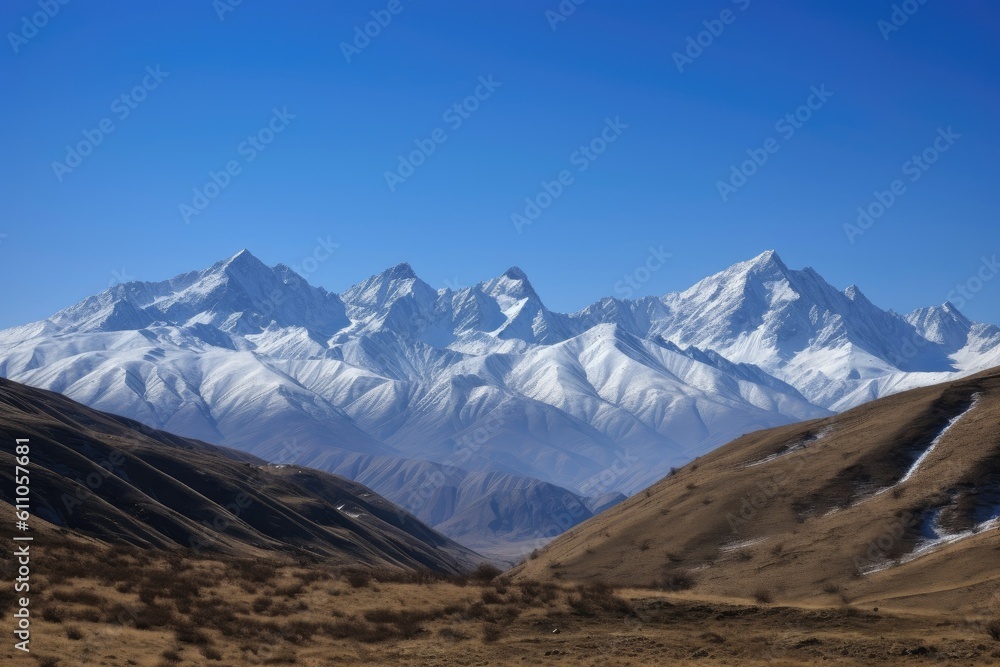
[
  {"x1": 4, "y1": 537, "x2": 1000, "y2": 665},
  {"x1": 515, "y1": 371, "x2": 1000, "y2": 621}
]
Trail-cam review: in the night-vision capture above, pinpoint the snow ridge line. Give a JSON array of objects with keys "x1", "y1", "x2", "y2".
[{"x1": 898, "y1": 392, "x2": 982, "y2": 485}]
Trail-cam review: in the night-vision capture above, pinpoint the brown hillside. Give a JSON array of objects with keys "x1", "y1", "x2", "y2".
[
  {"x1": 0, "y1": 377, "x2": 481, "y2": 572},
  {"x1": 515, "y1": 368, "x2": 1000, "y2": 617}
]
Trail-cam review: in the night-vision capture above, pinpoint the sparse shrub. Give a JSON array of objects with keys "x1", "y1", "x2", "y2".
[
  {"x1": 297, "y1": 570, "x2": 328, "y2": 585},
  {"x1": 733, "y1": 550, "x2": 753, "y2": 562},
  {"x1": 344, "y1": 569, "x2": 372, "y2": 589},
  {"x1": 822, "y1": 582, "x2": 841, "y2": 594},
  {"x1": 161, "y1": 648, "x2": 182, "y2": 663},
  {"x1": 252, "y1": 596, "x2": 272, "y2": 613},
  {"x1": 700, "y1": 631, "x2": 726, "y2": 644},
  {"x1": 567, "y1": 582, "x2": 634, "y2": 617},
  {"x1": 462, "y1": 600, "x2": 521, "y2": 624},
  {"x1": 987, "y1": 619, "x2": 1000, "y2": 641},
  {"x1": 482, "y1": 623, "x2": 503, "y2": 643},
  {"x1": 529, "y1": 550, "x2": 539, "y2": 560},
  {"x1": 41, "y1": 606, "x2": 65, "y2": 623},
  {"x1": 481, "y1": 589, "x2": 504, "y2": 605},
  {"x1": 37, "y1": 658, "x2": 61, "y2": 667},
  {"x1": 326, "y1": 618, "x2": 395, "y2": 643},
  {"x1": 200, "y1": 645, "x2": 223, "y2": 661},
  {"x1": 753, "y1": 588, "x2": 773, "y2": 604},
  {"x1": 138, "y1": 586, "x2": 158, "y2": 605},
  {"x1": 275, "y1": 582, "x2": 304, "y2": 598},
  {"x1": 65, "y1": 625, "x2": 83, "y2": 640},
  {"x1": 472, "y1": 563, "x2": 503, "y2": 583},
  {"x1": 658, "y1": 572, "x2": 695, "y2": 591},
  {"x1": 242, "y1": 561, "x2": 278, "y2": 583},
  {"x1": 517, "y1": 581, "x2": 559, "y2": 605},
  {"x1": 175, "y1": 624, "x2": 211, "y2": 645},
  {"x1": 134, "y1": 603, "x2": 175, "y2": 629},
  {"x1": 282, "y1": 620, "x2": 321, "y2": 642},
  {"x1": 166, "y1": 576, "x2": 202, "y2": 601},
  {"x1": 639, "y1": 539, "x2": 652, "y2": 552}
]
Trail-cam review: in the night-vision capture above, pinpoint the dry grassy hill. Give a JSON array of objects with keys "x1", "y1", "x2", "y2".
[
  {"x1": 2, "y1": 377, "x2": 1000, "y2": 665},
  {"x1": 0, "y1": 377, "x2": 481, "y2": 572},
  {"x1": 515, "y1": 368, "x2": 1000, "y2": 617}
]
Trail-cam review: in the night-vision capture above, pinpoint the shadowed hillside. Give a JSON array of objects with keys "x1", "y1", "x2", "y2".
[{"x1": 0, "y1": 377, "x2": 481, "y2": 572}]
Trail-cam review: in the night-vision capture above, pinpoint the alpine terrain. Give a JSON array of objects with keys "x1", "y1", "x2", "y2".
[
  {"x1": 0, "y1": 377, "x2": 481, "y2": 572},
  {"x1": 516, "y1": 367, "x2": 1000, "y2": 616},
  {"x1": 1, "y1": 249, "x2": 998, "y2": 557}
]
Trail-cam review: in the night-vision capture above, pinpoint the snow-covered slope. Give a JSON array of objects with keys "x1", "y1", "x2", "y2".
[{"x1": 1, "y1": 249, "x2": 997, "y2": 553}]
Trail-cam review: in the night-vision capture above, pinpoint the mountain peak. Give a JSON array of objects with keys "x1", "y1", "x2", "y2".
[
  {"x1": 484, "y1": 266, "x2": 539, "y2": 302},
  {"x1": 939, "y1": 301, "x2": 968, "y2": 319},
  {"x1": 503, "y1": 266, "x2": 529, "y2": 282},
  {"x1": 843, "y1": 285, "x2": 871, "y2": 304},
  {"x1": 211, "y1": 249, "x2": 270, "y2": 278},
  {"x1": 743, "y1": 249, "x2": 788, "y2": 273},
  {"x1": 223, "y1": 248, "x2": 261, "y2": 266},
  {"x1": 906, "y1": 302, "x2": 973, "y2": 350},
  {"x1": 381, "y1": 262, "x2": 417, "y2": 281}
]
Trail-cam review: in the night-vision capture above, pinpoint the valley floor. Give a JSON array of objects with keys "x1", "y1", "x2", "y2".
[{"x1": 2, "y1": 541, "x2": 999, "y2": 667}]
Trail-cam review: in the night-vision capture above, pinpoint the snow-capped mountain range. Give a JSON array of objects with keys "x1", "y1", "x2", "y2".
[{"x1": 1, "y1": 249, "x2": 997, "y2": 555}]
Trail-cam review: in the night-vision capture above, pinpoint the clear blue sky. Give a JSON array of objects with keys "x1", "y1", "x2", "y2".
[{"x1": 2, "y1": 0, "x2": 998, "y2": 328}]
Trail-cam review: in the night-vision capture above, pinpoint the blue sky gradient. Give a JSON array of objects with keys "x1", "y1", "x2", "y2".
[{"x1": 1, "y1": 0, "x2": 998, "y2": 328}]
